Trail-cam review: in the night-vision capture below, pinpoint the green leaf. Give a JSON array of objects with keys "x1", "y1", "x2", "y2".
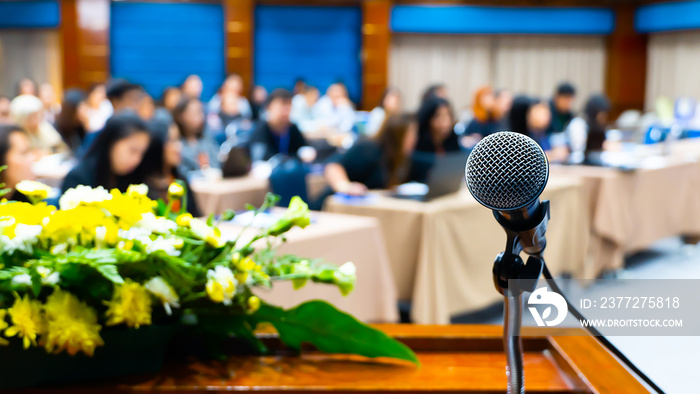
[
  {"x1": 29, "y1": 269, "x2": 42, "y2": 297},
  {"x1": 251, "y1": 301, "x2": 419, "y2": 365},
  {"x1": 95, "y1": 264, "x2": 124, "y2": 284},
  {"x1": 221, "y1": 209, "x2": 236, "y2": 221}
]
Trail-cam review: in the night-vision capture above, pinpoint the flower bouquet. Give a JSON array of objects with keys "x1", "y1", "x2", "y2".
[{"x1": 0, "y1": 180, "x2": 417, "y2": 389}]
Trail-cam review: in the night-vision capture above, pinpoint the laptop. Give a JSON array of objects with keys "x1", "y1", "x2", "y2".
[{"x1": 393, "y1": 152, "x2": 468, "y2": 201}]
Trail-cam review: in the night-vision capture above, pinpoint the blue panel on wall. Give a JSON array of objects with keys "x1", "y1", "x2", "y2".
[
  {"x1": 636, "y1": 1, "x2": 700, "y2": 33},
  {"x1": 391, "y1": 5, "x2": 614, "y2": 34},
  {"x1": 110, "y1": 2, "x2": 224, "y2": 100},
  {"x1": 254, "y1": 6, "x2": 362, "y2": 104},
  {"x1": 0, "y1": 1, "x2": 60, "y2": 28}
]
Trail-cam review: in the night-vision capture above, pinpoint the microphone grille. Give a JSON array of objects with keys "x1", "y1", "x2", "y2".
[{"x1": 465, "y1": 131, "x2": 549, "y2": 210}]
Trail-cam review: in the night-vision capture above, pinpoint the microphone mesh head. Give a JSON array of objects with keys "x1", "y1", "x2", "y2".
[{"x1": 465, "y1": 131, "x2": 549, "y2": 210}]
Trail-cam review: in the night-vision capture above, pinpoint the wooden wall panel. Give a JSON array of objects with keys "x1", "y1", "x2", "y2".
[
  {"x1": 362, "y1": 0, "x2": 391, "y2": 110},
  {"x1": 60, "y1": 0, "x2": 110, "y2": 90},
  {"x1": 605, "y1": 5, "x2": 647, "y2": 117},
  {"x1": 223, "y1": 0, "x2": 254, "y2": 92}
]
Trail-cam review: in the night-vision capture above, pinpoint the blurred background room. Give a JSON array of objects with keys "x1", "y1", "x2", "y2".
[{"x1": 1, "y1": 0, "x2": 700, "y2": 391}]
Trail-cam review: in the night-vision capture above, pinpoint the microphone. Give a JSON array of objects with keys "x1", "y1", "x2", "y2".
[{"x1": 465, "y1": 131, "x2": 550, "y2": 256}]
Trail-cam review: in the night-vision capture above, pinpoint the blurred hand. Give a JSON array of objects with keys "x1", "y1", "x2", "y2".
[{"x1": 338, "y1": 181, "x2": 368, "y2": 196}]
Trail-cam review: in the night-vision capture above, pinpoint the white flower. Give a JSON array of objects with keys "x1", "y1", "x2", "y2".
[
  {"x1": 59, "y1": 185, "x2": 112, "y2": 210},
  {"x1": 189, "y1": 218, "x2": 225, "y2": 248},
  {"x1": 118, "y1": 227, "x2": 152, "y2": 244},
  {"x1": 206, "y1": 266, "x2": 238, "y2": 305},
  {"x1": 145, "y1": 276, "x2": 180, "y2": 315},
  {"x1": 338, "y1": 262, "x2": 356, "y2": 277},
  {"x1": 145, "y1": 236, "x2": 181, "y2": 257},
  {"x1": 50, "y1": 243, "x2": 68, "y2": 255},
  {"x1": 95, "y1": 226, "x2": 108, "y2": 248},
  {"x1": 135, "y1": 212, "x2": 177, "y2": 235},
  {"x1": 126, "y1": 184, "x2": 149, "y2": 198},
  {"x1": 36, "y1": 266, "x2": 60, "y2": 285},
  {"x1": 1, "y1": 224, "x2": 42, "y2": 254},
  {"x1": 11, "y1": 274, "x2": 32, "y2": 286}
]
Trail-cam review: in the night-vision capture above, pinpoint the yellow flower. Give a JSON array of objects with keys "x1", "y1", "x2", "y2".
[
  {"x1": 41, "y1": 206, "x2": 108, "y2": 245},
  {"x1": 190, "y1": 218, "x2": 225, "y2": 248},
  {"x1": 0, "y1": 310, "x2": 9, "y2": 345},
  {"x1": 206, "y1": 266, "x2": 237, "y2": 305},
  {"x1": 5, "y1": 294, "x2": 44, "y2": 349},
  {"x1": 144, "y1": 277, "x2": 180, "y2": 315},
  {"x1": 16, "y1": 180, "x2": 52, "y2": 204},
  {"x1": 126, "y1": 184, "x2": 149, "y2": 198},
  {"x1": 175, "y1": 213, "x2": 193, "y2": 227},
  {"x1": 98, "y1": 189, "x2": 156, "y2": 229},
  {"x1": 43, "y1": 289, "x2": 104, "y2": 356},
  {"x1": 247, "y1": 296, "x2": 261, "y2": 313},
  {"x1": 0, "y1": 202, "x2": 55, "y2": 231},
  {"x1": 168, "y1": 182, "x2": 185, "y2": 199},
  {"x1": 105, "y1": 280, "x2": 152, "y2": 328}
]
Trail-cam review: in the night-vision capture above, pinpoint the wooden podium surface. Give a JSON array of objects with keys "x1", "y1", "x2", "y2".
[{"x1": 16, "y1": 324, "x2": 649, "y2": 393}]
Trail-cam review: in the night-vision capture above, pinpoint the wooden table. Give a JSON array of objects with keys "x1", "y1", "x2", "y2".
[{"x1": 16, "y1": 324, "x2": 649, "y2": 393}]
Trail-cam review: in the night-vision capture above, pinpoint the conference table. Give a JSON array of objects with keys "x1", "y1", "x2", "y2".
[
  {"x1": 550, "y1": 154, "x2": 700, "y2": 277},
  {"x1": 218, "y1": 209, "x2": 398, "y2": 323},
  {"x1": 192, "y1": 173, "x2": 327, "y2": 215},
  {"x1": 327, "y1": 176, "x2": 589, "y2": 325}
]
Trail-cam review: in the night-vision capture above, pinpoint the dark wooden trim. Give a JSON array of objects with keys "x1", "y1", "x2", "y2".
[
  {"x1": 60, "y1": 0, "x2": 110, "y2": 90},
  {"x1": 223, "y1": 0, "x2": 254, "y2": 92},
  {"x1": 361, "y1": 0, "x2": 391, "y2": 110}
]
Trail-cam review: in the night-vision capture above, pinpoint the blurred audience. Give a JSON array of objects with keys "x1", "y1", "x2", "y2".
[
  {"x1": 314, "y1": 83, "x2": 355, "y2": 133},
  {"x1": 566, "y1": 94, "x2": 611, "y2": 164},
  {"x1": 154, "y1": 86, "x2": 181, "y2": 125},
  {"x1": 250, "y1": 89, "x2": 308, "y2": 161},
  {"x1": 55, "y1": 89, "x2": 89, "y2": 153},
  {"x1": 0, "y1": 124, "x2": 37, "y2": 202},
  {"x1": 62, "y1": 113, "x2": 151, "y2": 193},
  {"x1": 421, "y1": 84, "x2": 447, "y2": 105},
  {"x1": 462, "y1": 86, "x2": 499, "y2": 148},
  {"x1": 84, "y1": 83, "x2": 113, "y2": 133},
  {"x1": 0, "y1": 96, "x2": 11, "y2": 124},
  {"x1": 548, "y1": 82, "x2": 576, "y2": 134},
  {"x1": 138, "y1": 122, "x2": 200, "y2": 216},
  {"x1": 325, "y1": 113, "x2": 417, "y2": 198},
  {"x1": 291, "y1": 86, "x2": 320, "y2": 133},
  {"x1": 38, "y1": 83, "x2": 60, "y2": 124},
  {"x1": 138, "y1": 94, "x2": 156, "y2": 121},
  {"x1": 173, "y1": 98, "x2": 220, "y2": 176},
  {"x1": 208, "y1": 74, "x2": 251, "y2": 119},
  {"x1": 510, "y1": 95, "x2": 560, "y2": 158},
  {"x1": 366, "y1": 88, "x2": 402, "y2": 137},
  {"x1": 106, "y1": 79, "x2": 144, "y2": 114},
  {"x1": 293, "y1": 79, "x2": 307, "y2": 95},
  {"x1": 415, "y1": 97, "x2": 460, "y2": 154},
  {"x1": 16, "y1": 78, "x2": 37, "y2": 97},
  {"x1": 181, "y1": 74, "x2": 203, "y2": 100},
  {"x1": 10, "y1": 94, "x2": 67, "y2": 155},
  {"x1": 250, "y1": 85, "x2": 268, "y2": 120}
]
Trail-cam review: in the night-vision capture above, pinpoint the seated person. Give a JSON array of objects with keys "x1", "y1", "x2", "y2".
[
  {"x1": 137, "y1": 122, "x2": 201, "y2": 216},
  {"x1": 547, "y1": 82, "x2": 577, "y2": 135},
  {"x1": 566, "y1": 94, "x2": 611, "y2": 164},
  {"x1": 291, "y1": 86, "x2": 320, "y2": 133},
  {"x1": 172, "y1": 98, "x2": 221, "y2": 176},
  {"x1": 410, "y1": 97, "x2": 460, "y2": 182},
  {"x1": 0, "y1": 124, "x2": 37, "y2": 202},
  {"x1": 365, "y1": 88, "x2": 401, "y2": 137},
  {"x1": 10, "y1": 94, "x2": 68, "y2": 155},
  {"x1": 463, "y1": 86, "x2": 500, "y2": 147},
  {"x1": 324, "y1": 113, "x2": 418, "y2": 197},
  {"x1": 313, "y1": 83, "x2": 356, "y2": 133},
  {"x1": 55, "y1": 89, "x2": 89, "y2": 154},
  {"x1": 249, "y1": 89, "x2": 308, "y2": 161},
  {"x1": 62, "y1": 113, "x2": 151, "y2": 193}
]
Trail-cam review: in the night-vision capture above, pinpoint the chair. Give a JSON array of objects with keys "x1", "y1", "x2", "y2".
[{"x1": 268, "y1": 157, "x2": 309, "y2": 207}]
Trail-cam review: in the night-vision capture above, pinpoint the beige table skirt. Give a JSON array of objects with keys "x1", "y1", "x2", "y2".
[
  {"x1": 192, "y1": 174, "x2": 327, "y2": 215},
  {"x1": 219, "y1": 210, "x2": 398, "y2": 323},
  {"x1": 551, "y1": 158, "x2": 700, "y2": 277},
  {"x1": 327, "y1": 177, "x2": 588, "y2": 324}
]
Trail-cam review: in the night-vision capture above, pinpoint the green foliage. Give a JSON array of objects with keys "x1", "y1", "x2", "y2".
[{"x1": 249, "y1": 301, "x2": 419, "y2": 365}]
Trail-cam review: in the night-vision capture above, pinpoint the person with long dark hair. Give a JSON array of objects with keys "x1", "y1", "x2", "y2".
[
  {"x1": 415, "y1": 97, "x2": 460, "y2": 154},
  {"x1": 323, "y1": 113, "x2": 418, "y2": 198},
  {"x1": 172, "y1": 98, "x2": 220, "y2": 176},
  {"x1": 420, "y1": 84, "x2": 447, "y2": 105},
  {"x1": 137, "y1": 122, "x2": 200, "y2": 216},
  {"x1": 0, "y1": 124, "x2": 37, "y2": 202},
  {"x1": 566, "y1": 94, "x2": 611, "y2": 164},
  {"x1": 55, "y1": 89, "x2": 89, "y2": 153},
  {"x1": 61, "y1": 113, "x2": 151, "y2": 193},
  {"x1": 366, "y1": 87, "x2": 401, "y2": 137},
  {"x1": 509, "y1": 95, "x2": 556, "y2": 153}
]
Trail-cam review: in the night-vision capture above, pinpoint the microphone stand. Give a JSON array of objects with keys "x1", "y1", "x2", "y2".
[{"x1": 492, "y1": 201, "x2": 548, "y2": 394}]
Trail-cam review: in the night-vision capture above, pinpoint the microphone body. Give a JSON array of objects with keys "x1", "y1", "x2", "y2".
[{"x1": 465, "y1": 131, "x2": 550, "y2": 256}]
